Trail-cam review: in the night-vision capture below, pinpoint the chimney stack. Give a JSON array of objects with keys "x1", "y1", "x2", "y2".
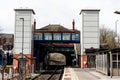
[
  {"x1": 34, "y1": 19, "x2": 36, "y2": 31},
  {"x1": 72, "y1": 19, "x2": 75, "y2": 31}
]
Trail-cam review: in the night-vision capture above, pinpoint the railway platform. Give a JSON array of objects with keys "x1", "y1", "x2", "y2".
[
  {"x1": 62, "y1": 67, "x2": 79, "y2": 80},
  {"x1": 62, "y1": 67, "x2": 120, "y2": 80}
]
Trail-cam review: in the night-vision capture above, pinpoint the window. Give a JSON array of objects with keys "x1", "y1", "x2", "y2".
[
  {"x1": 53, "y1": 33, "x2": 61, "y2": 40},
  {"x1": 75, "y1": 33, "x2": 79, "y2": 40},
  {"x1": 63, "y1": 33, "x2": 70, "y2": 40},
  {"x1": 72, "y1": 33, "x2": 75, "y2": 40},
  {"x1": 44, "y1": 33, "x2": 52, "y2": 40},
  {"x1": 72, "y1": 33, "x2": 79, "y2": 40},
  {"x1": 38, "y1": 33, "x2": 42, "y2": 40},
  {"x1": 34, "y1": 34, "x2": 38, "y2": 40},
  {"x1": 34, "y1": 33, "x2": 42, "y2": 40}
]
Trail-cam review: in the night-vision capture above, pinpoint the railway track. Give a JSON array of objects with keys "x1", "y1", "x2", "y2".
[{"x1": 34, "y1": 66, "x2": 64, "y2": 80}]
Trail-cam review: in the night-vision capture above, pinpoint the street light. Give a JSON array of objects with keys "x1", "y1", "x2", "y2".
[
  {"x1": 115, "y1": 20, "x2": 119, "y2": 47},
  {"x1": 19, "y1": 18, "x2": 24, "y2": 57},
  {"x1": 115, "y1": 20, "x2": 118, "y2": 36},
  {"x1": 114, "y1": 11, "x2": 120, "y2": 47},
  {"x1": 19, "y1": 18, "x2": 26, "y2": 80}
]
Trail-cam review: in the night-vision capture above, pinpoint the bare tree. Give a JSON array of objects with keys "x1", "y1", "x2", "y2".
[{"x1": 100, "y1": 27, "x2": 116, "y2": 49}]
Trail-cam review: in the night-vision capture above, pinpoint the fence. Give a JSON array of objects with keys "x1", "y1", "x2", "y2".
[{"x1": 96, "y1": 48, "x2": 120, "y2": 77}]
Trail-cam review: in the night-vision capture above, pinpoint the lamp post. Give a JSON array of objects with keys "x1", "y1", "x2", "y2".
[
  {"x1": 114, "y1": 11, "x2": 120, "y2": 76},
  {"x1": 115, "y1": 20, "x2": 119, "y2": 47},
  {"x1": 114, "y1": 11, "x2": 120, "y2": 47},
  {"x1": 19, "y1": 18, "x2": 26, "y2": 80},
  {"x1": 115, "y1": 20, "x2": 118, "y2": 36},
  {"x1": 20, "y1": 18, "x2": 24, "y2": 57}
]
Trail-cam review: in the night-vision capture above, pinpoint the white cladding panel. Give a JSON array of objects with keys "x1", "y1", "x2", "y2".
[
  {"x1": 14, "y1": 38, "x2": 22, "y2": 43},
  {"x1": 23, "y1": 38, "x2": 31, "y2": 42},
  {"x1": 23, "y1": 49, "x2": 30, "y2": 53},
  {"x1": 84, "y1": 38, "x2": 98, "y2": 43},
  {"x1": 15, "y1": 11, "x2": 31, "y2": 15},
  {"x1": 83, "y1": 11, "x2": 99, "y2": 14},
  {"x1": 84, "y1": 27, "x2": 98, "y2": 32},
  {"x1": 83, "y1": 16, "x2": 98, "y2": 21},
  {"x1": 83, "y1": 32, "x2": 98, "y2": 38},
  {"x1": 14, "y1": 42, "x2": 31, "y2": 53},
  {"x1": 14, "y1": 48, "x2": 30, "y2": 54},
  {"x1": 14, "y1": 42, "x2": 30, "y2": 48},
  {"x1": 83, "y1": 14, "x2": 98, "y2": 16},
  {"x1": 15, "y1": 31, "x2": 31, "y2": 38},
  {"x1": 15, "y1": 37, "x2": 31, "y2": 43},
  {"x1": 14, "y1": 49, "x2": 21, "y2": 53},
  {"x1": 24, "y1": 32, "x2": 31, "y2": 38},
  {"x1": 83, "y1": 22, "x2": 98, "y2": 26},
  {"x1": 16, "y1": 15, "x2": 31, "y2": 20},
  {"x1": 15, "y1": 20, "x2": 31, "y2": 26},
  {"x1": 15, "y1": 32, "x2": 22, "y2": 38},
  {"x1": 24, "y1": 43, "x2": 31, "y2": 48},
  {"x1": 15, "y1": 26, "x2": 31, "y2": 32}
]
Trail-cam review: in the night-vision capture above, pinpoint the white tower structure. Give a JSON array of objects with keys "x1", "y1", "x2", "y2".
[
  {"x1": 80, "y1": 9, "x2": 100, "y2": 54},
  {"x1": 80, "y1": 9, "x2": 100, "y2": 68},
  {"x1": 14, "y1": 8, "x2": 35, "y2": 54}
]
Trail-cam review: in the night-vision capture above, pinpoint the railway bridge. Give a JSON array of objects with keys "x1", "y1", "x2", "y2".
[{"x1": 33, "y1": 23, "x2": 80, "y2": 71}]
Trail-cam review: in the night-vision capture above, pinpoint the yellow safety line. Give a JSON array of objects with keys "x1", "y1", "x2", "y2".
[
  {"x1": 62, "y1": 68, "x2": 71, "y2": 80},
  {"x1": 62, "y1": 67, "x2": 79, "y2": 80},
  {"x1": 70, "y1": 68, "x2": 79, "y2": 80}
]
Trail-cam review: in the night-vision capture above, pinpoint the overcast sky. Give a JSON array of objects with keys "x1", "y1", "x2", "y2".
[{"x1": 0, "y1": 0, "x2": 120, "y2": 33}]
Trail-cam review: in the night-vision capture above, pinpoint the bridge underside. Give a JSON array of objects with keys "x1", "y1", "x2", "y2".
[{"x1": 33, "y1": 41, "x2": 75, "y2": 71}]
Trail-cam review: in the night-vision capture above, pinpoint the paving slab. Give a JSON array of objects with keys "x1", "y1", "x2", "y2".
[{"x1": 73, "y1": 68, "x2": 120, "y2": 80}]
